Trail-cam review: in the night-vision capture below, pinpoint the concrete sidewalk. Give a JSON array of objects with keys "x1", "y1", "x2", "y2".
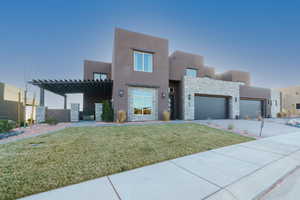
[
  {"x1": 197, "y1": 119, "x2": 300, "y2": 138},
  {"x1": 19, "y1": 132, "x2": 300, "y2": 200}
]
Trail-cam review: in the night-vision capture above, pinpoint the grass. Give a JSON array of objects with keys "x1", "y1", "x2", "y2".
[{"x1": 0, "y1": 123, "x2": 254, "y2": 199}]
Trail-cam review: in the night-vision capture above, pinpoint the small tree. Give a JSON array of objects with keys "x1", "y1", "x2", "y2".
[{"x1": 101, "y1": 100, "x2": 114, "y2": 122}]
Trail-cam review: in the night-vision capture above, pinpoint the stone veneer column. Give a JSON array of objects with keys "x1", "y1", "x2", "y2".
[
  {"x1": 182, "y1": 76, "x2": 242, "y2": 120},
  {"x1": 270, "y1": 89, "x2": 281, "y2": 118},
  {"x1": 95, "y1": 103, "x2": 103, "y2": 122},
  {"x1": 36, "y1": 106, "x2": 46, "y2": 123},
  {"x1": 70, "y1": 103, "x2": 80, "y2": 122}
]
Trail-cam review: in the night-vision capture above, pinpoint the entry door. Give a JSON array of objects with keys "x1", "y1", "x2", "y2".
[
  {"x1": 194, "y1": 96, "x2": 228, "y2": 120},
  {"x1": 240, "y1": 99, "x2": 262, "y2": 119}
]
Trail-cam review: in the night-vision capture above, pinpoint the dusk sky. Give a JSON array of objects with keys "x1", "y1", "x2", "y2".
[{"x1": 1, "y1": 0, "x2": 300, "y2": 108}]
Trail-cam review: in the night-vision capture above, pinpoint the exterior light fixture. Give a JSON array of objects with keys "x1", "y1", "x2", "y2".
[
  {"x1": 188, "y1": 94, "x2": 191, "y2": 100},
  {"x1": 119, "y1": 89, "x2": 124, "y2": 97},
  {"x1": 161, "y1": 92, "x2": 166, "y2": 98},
  {"x1": 235, "y1": 97, "x2": 237, "y2": 102}
]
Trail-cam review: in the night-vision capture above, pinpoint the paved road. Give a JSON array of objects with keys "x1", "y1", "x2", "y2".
[{"x1": 19, "y1": 131, "x2": 300, "y2": 200}]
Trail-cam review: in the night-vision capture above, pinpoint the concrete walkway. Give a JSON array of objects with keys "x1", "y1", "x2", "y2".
[
  {"x1": 197, "y1": 119, "x2": 300, "y2": 138},
  {"x1": 19, "y1": 131, "x2": 300, "y2": 200}
]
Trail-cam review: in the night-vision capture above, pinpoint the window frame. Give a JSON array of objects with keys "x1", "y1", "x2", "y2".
[
  {"x1": 133, "y1": 51, "x2": 153, "y2": 73},
  {"x1": 185, "y1": 68, "x2": 198, "y2": 77},
  {"x1": 132, "y1": 89, "x2": 154, "y2": 116},
  {"x1": 93, "y1": 72, "x2": 108, "y2": 81}
]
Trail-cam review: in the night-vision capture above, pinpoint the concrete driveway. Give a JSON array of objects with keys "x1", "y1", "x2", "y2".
[{"x1": 197, "y1": 119, "x2": 300, "y2": 138}]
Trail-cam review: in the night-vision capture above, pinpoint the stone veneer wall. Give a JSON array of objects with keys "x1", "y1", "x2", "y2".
[
  {"x1": 128, "y1": 87, "x2": 158, "y2": 121},
  {"x1": 182, "y1": 76, "x2": 243, "y2": 120},
  {"x1": 271, "y1": 89, "x2": 281, "y2": 118}
]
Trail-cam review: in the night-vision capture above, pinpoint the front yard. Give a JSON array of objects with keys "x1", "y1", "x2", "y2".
[{"x1": 0, "y1": 123, "x2": 253, "y2": 200}]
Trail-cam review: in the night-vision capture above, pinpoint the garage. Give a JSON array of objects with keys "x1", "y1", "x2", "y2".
[
  {"x1": 240, "y1": 99, "x2": 263, "y2": 119},
  {"x1": 194, "y1": 95, "x2": 229, "y2": 120}
]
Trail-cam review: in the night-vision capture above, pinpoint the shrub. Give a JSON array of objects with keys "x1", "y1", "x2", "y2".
[
  {"x1": 101, "y1": 100, "x2": 114, "y2": 122},
  {"x1": 45, "y1": 118, "x2": 58, "y2": 125},
  {"x1": 162, "y1": 111, "x2": 170, "y2": 121},
  {"x1": 0, "y1": 120, "x2": 16, "y2": 133},
  {"x1": 117, "y1": 110, "x2": 126, "y2": 123},
  {"x1": 257, "y1": 116, "x2": 263, "y2": 121},
  {"x1": 277, "y1": 112, "x2": 287, "y2": 118},
  {"x1": 227, "y1": 124, "x2": 234, "y2": 130},
  {"x1": 244, "y1": 116, "x2": 251, "y2": 120}
]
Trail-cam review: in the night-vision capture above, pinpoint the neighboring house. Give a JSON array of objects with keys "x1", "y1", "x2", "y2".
[
  {"x1": 31, "y1": 28, "x2": 281, "y2": 121},
  {"x1": 278, "y1": 86, "x2": 300, "y2": 116},
  {"x1": 0, "y1": 82, "x2": 25, "y2": 122}
]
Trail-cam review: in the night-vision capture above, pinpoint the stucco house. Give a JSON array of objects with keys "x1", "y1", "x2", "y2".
[
  {"x1": 278, "y1": 86, "x2": 300, "y2": 116},
  {"x1": 30, "y1": 28, "x2": 281, "y2": 122}
]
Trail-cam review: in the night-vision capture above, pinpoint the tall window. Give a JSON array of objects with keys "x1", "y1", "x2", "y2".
[
  {"x1": 94, "y1": 73, "x2": 108, "y2": 81},
  {"x1": 296, "y1": 103, "x2": 300, "y2": 110},
  {"x1": 134, "y1": 51, "x2": 153, "y2": 72},
  {"x1": 132, "y1": 89, "x2": 153, "y2": 115},
  {"x1": 185, "y1": 68, "x2": 197, "y2": 77}
]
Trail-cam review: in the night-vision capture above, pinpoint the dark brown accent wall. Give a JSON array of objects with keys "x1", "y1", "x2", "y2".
[
  {"x1": 46, "y1": 109, "x2": 70, "y2": 122},
  {"x1": 84, "y1": 60, "x2": 112, "y2": 80},
  {"x1": 169, "y1": 51, "x2": 205, "y2": 81},
  {"x1": 83, "y1": 61, "x2": 112, "y2": 114},
  {"x1": 203, "y1": 66, "x2": 216, "y2": 78},
  {"x1": 219, "y1": 70, "x2": 251, "y2": 86},
  {"x1": 112, "y1": 28, "x2": 169, "y2": 120}
]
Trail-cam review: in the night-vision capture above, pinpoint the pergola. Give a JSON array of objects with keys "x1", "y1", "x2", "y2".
[{"x1": 29, "y1": 79, "x2": 113, "y2": 109}]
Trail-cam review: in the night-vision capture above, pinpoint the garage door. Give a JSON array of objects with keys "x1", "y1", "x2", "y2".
[
  {"x1": 240, "y1": 99, "x2": 262, "y2": 119},
  {"x1": 195, "y1": 96, "x2": 228, "y2": 120}
]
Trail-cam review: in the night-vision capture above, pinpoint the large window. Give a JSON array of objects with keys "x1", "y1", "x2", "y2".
[
  {"x1": 94, "y1": 73, "x2": 108, "y2": 81},
  {"x1": 132, "y1": 89, "x2": 154, "y2": 115},
  {"x1": 134, "y1": 51, "x2": 153, "y2": 72},
  {"x1": 185, "y1": 68, "x2": 197, "y2": 77}
]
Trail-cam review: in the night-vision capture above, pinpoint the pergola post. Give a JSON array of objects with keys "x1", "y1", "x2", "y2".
[
  {"x1": 64, "y1": 95, "x2": 67, "y2": 109},
  {"x1": 40, "y1": 88, "x2": 45, "y2": 106}
]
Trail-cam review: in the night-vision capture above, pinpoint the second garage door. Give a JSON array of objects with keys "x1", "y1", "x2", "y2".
[
  {"x1": 195, "y1": 96, "x2": 228, "y2": 120},
  {"x1": 240, "y1": 99, "x2": 263, "y2": 119}
]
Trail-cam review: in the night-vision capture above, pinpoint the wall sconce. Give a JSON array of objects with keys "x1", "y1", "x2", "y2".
[
  {"x1": 188, "y1": 94, "x2": 191, "y2": 100},
  {"x1": 161, "y1": 92, "x2": 166, "y2": 98},
  {"x1": 119, "y1": 89, "x2": 124, "y2": 97}
]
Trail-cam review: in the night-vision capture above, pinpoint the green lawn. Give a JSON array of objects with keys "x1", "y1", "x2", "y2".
[{"x1": 0, "y1": 123, "x2": 254, "y2": 200}]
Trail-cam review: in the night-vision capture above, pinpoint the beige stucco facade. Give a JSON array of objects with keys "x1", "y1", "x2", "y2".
[
  {"x1": 278, "y1": 86, "x2": 300, "y2": 116},
  {"x1": 0, "y1": 82, "x2": 25, "y2": 121}
]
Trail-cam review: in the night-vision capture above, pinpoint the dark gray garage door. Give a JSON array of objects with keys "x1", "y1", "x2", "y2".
[
  {"x1": 194, "y1": 96, "x2": 228, "y2": 120},
  {"x1": 240, "y1": 99, "x2": 262, "y2": 119}
]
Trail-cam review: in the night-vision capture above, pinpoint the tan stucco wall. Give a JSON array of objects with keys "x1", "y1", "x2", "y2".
[
  {"x1": 278, "y1": 86, "x2": 300, "y2": 115},
  {"x1": 0, "y1": 82, "x2": 25, "y2": 121}
]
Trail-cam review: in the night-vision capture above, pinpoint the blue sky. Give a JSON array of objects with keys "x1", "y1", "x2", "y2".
[{"x1": 1, "y1": 0, "x2": 299, "y2": 108}]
